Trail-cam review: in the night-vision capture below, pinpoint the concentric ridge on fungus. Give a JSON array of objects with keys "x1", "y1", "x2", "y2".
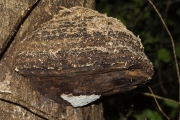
[{"x1": 14, "y1": 6, "x2": 154, "y2": 107}]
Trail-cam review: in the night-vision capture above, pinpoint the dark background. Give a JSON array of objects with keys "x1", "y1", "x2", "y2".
[{"x1": 96, "y1": 0, "x2": 180, "y2": 120}]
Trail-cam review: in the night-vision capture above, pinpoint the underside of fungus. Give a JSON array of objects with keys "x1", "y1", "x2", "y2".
[{"x1": 14, "y1": 7, "x2": 154, "y2": 107}]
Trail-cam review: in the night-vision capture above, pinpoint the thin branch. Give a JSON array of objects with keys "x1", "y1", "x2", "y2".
[
  {"x1": 135, "y1": 92, "x2": 180, "y2": 105},
  {"x1": 148, "y1": 86, "x2": 170, "y2": 120},
  {"x1": 148, "y1": 0, "x2": 180, "y2": 119}
]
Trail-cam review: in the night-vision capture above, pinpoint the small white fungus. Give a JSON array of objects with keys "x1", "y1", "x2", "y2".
[
  {"x1": 15, "y1": 67, "x2": 19, "y2": 72},
  {"x1": 61, "y1": 93, "x2": 101, "y2": 107}
]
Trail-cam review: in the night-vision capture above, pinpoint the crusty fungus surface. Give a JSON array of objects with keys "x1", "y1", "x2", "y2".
[{"x1": 14, "y1": 7, "x2": 154, "y2": 107}]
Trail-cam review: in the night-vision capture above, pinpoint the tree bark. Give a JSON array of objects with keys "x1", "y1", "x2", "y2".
[{"x1": 0, "y1": 0, "x2": 104, "y2": 120}]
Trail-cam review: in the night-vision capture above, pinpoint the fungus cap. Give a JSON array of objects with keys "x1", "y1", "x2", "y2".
[{"x1": 14, "y1": 7, "x2": 154, "y2": 107}]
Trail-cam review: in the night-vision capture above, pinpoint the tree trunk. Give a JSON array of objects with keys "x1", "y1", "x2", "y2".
[{"x1": 0, "y1": 0, "x2": 104, "y2": 120}]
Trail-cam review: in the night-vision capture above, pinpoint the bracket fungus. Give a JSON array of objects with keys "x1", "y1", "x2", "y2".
[{"x1": 14, "y1": 7, "x2": 153, "y2": 107}]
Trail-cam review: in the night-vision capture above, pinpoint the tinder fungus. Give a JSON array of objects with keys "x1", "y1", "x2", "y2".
[{"x1": 14, "y1": 7, "x2": 154, "y2": 107}]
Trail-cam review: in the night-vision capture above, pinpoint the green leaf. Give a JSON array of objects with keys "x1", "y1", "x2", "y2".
[
  {"x1": 164, "y1": 100, "x2": 180, "y2": 108},
  {"x1": 142, "y1": 32, "x2": 158, "y2": 45},
  {"x1": 164, "y1": 100, "x2": 179, "y2": 119},
  {"x1": 158, "y1": 48, "x2": 172, "y2": 63},
  {"x1": 175, "y1": 45, "x2": 180, "y2": 58},
  {"x1": 154, "y1": 59, "x2": 159, "y2": 68},
  {"x1": 134, "y1": 109, "x2": 162, "y2": 120}
]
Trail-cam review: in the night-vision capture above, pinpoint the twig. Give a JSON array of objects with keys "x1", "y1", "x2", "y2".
[
  {"x1": 148, "y1": 86, "x2": 170, "y2": 120},
  {"x1": 148, "y1": 0, "x2": 180, "y2": 119},
  {"x1": 135, "y1": 92, "x2": 180, "y2": 105}
]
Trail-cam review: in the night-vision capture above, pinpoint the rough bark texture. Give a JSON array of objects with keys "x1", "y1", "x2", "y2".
[{"x1": 0, "y1": 0, "x2": 104, "y2": 120}]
